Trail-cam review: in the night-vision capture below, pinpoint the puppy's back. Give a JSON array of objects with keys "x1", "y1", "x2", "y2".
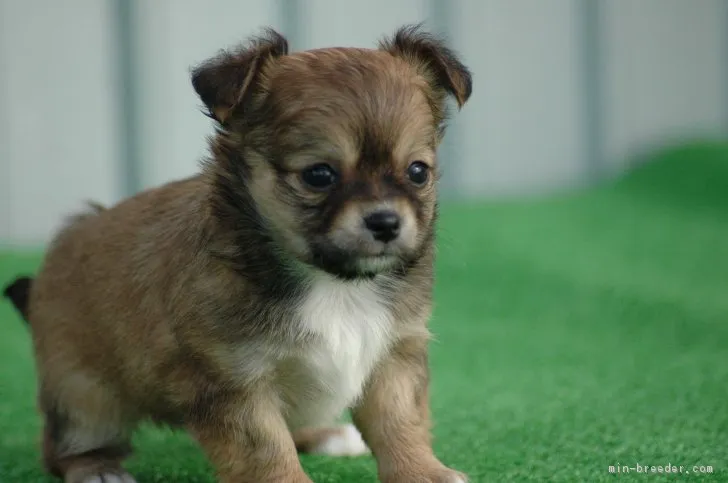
[{"x1": 28, "y1": 175, "x2": 213, "y2": 404}]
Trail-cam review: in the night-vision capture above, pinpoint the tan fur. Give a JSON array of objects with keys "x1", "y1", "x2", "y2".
[{"x1": 22, "y1": 24, "x2": 472, "y2": 483}]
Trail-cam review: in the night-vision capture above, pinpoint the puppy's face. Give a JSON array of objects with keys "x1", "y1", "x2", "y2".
[
  {"x1": 245, "y1": 51, "x2": 442, "y2": 279},
  {"x1": 193, "y1": 26, "x2": 472, "y2": 279}
]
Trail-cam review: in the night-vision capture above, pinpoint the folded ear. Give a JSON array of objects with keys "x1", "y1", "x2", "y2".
[
  {"x1": 191, "y1": 28, "x2": 288, "y2": 124},
  {"x1": 379, "y1": 24, "x2": 472, "y2": 108}
]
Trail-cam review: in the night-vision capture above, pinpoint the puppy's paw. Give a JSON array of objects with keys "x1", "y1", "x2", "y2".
[
  {"x1": 293, "y1": 423, "x2": 370, "y2": 456},
  {"x1": 68, "y1": 471, "x2": 137, "y2": 483},
  {"x1": 382, "y1": 465, "x2": 467, "y2": 483},
  {"x1": 313, "y1": 423, "x2": 370, "y2": 456},
  {"x1": 445, "y1": 472, "x2": 468, "y2": 483}
]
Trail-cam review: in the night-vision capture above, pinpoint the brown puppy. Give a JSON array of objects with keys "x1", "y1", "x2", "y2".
[{"x1": 4, "y1": 24, "x2": 472, "y2": 483}]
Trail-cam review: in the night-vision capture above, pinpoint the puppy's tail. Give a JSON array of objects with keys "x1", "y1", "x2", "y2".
[{"x1": 3, "y1": 276, "x2": 33, "y2": 322}]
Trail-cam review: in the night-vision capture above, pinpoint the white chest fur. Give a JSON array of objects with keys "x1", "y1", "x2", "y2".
[{"x1": 281, "y1": 273, "x2": 395, "y2": 429}]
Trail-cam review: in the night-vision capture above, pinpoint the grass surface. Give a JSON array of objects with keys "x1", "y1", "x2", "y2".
[{"x1": 1, "y1": 142, "x2": 727, "y2": 482}]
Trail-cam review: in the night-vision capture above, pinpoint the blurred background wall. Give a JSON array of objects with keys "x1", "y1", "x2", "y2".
[{"x1": 1, "y1": 0, "x2": 727, "y2": 245}]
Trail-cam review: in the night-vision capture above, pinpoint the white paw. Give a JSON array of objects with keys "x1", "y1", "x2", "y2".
[
  {"x1": 81, "y1": 473, "x2": 137, "y2": 483},
  {"x1": 310, "y1": 423, "x2": 370, "y2": 456}
]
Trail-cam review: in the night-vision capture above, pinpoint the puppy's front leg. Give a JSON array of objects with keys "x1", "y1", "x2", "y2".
[
  {"x1": 352, "y1": 337, "x2": 466, "y2": 483},
  {"x1": 187, "y1": 388, "x2": 312, "y2": 483}
]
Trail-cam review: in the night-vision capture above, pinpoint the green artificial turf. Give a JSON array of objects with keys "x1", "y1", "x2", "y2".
[{"x1": 1, "y1": 141, "x2": 727, "y2": 482}]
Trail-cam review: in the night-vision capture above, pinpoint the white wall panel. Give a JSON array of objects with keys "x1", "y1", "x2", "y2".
[
  {"x1": 449, "y1": 0, "x2": 585, "y2": 197},
  {"x1": 601, "y1": 0, "x2": 728, "y2": 170},
  {"x1": 131, "y1": 0, "x2": 281, "y2": 189},
  {"x1": 295, "y1": 0, "x2": 429, "y2": 51},
  {"x1": 0, "y1": 0, "x2": 120, "y2": 245}
]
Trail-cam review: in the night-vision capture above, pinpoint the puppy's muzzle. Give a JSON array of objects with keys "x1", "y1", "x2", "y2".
[{"x1": 363, "y1": 210, "x2": 401, "y2": 243}]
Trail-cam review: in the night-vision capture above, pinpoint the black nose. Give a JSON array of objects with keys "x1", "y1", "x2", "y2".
[{"x1": 364, "y1": 210, "x2": 401, "y2": 243}]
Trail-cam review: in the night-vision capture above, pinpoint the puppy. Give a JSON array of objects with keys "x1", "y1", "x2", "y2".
[{"x1": 3, "y1": 24, "x2": 472, "y2": 483}]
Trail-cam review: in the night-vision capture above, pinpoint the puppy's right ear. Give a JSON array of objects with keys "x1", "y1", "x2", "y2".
[
  {"x1": 191, "y1": 28, "x2": 288, "y2": 124},
  {"x1": 379, "y1": 24, "x2": 472, "y2": 109}
]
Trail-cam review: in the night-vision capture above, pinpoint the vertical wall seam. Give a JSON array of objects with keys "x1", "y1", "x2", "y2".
[
  {"x1": 112, "y1": 0, "x2": 142, "y2": 198},
  {"x1": 278, "y1": 0, "x2": 304, "y2": 50},
  {"x1": 0, "y1": 0, "x2": 12, "y2": 244},
  {"x1": 429, "y1": 0, "x2": 461, "y2": 198},
  {"x1": 579, "y1": 0, "x2": 605, "y2": 182},
  {"x1": 724, "y1": 0, "x2": 728, "y2": 136}
]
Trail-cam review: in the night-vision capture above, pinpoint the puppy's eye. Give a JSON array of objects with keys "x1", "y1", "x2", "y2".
[
  {"x1": 301, "y1": 164, "x2": 338, "y2": 189},
  {"x1": 407, "y1": 161, "x2": 429, "y2": 186}
]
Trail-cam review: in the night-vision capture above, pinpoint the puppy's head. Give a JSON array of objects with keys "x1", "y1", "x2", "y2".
[{"x1": 194, "y1": 25, "x2": 472, "y2": 279}]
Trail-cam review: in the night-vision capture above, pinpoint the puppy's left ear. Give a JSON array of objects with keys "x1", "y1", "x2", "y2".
[
  {"x1": 191, "y1": 28, "x2": 288, "y2": 124},
  {"x1": 379, "y1": 24, "x2": 472, "y2": 108}
]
